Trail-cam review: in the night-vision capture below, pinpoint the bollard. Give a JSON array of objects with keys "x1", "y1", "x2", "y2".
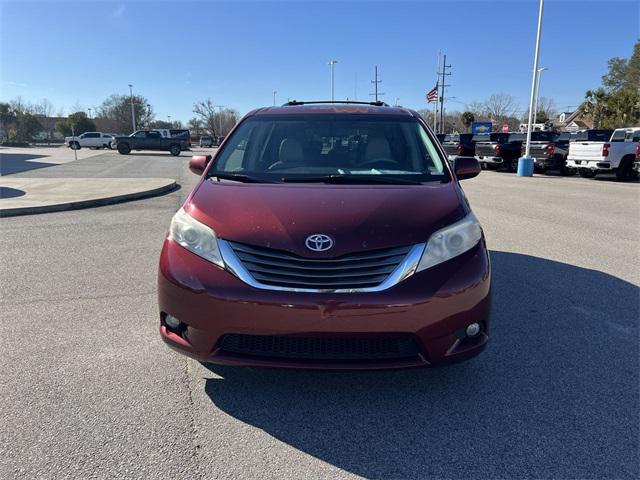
[{"x1": 517, "y1": 156, "x2": 535, "y2": 177}]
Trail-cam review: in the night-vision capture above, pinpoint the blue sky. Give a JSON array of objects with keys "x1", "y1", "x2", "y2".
[{"x1": 1, "y1": 0, "x2": 637, "y2": 122}]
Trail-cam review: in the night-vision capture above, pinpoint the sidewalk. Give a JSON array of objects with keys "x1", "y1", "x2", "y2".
[{"x1": 0, "y1": 177, "x2": 177, "y2": 216}]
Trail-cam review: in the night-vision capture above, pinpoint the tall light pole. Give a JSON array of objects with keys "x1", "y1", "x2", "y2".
[
  {"x1": 519, "y1": 0, "x2": 544, "y2": 177},
  {"x1": 128, "y1": 84, "x2": 136, "y2": 133},
  {"x1": 328, "y1": 60, "x2": 338, "y2": 102},
  {"x1": 167, "y1": 115, "x2": 171, "y2": 125},
  {"x1": 272, "y1": 90, "x2": 277, "y2": 106},
  {"x1": 533, "y1": 67, "x2": 548, "y2": 127},
  {"x1": 87, "y1": 107, "x2": 92, "y2": 118}
]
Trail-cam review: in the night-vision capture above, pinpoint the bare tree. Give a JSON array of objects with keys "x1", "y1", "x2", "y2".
[
  {"x1": 34, "y1": 98, "x2": 54, "y2": 117},
  {"x1": 483, "y1": 93, "x2": 518, "y2": 119},
  {"x1": 193, "y1": 99, "x2": 218, "y2": 135}
]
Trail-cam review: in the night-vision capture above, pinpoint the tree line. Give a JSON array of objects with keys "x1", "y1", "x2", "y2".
[{"x1": 0, "y1": 94, "x2": 241, "y2": 143}]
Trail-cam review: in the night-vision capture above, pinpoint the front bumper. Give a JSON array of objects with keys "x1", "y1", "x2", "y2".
[{"x1": 158, "y1": 239, "x2": 491, "y2": 370}]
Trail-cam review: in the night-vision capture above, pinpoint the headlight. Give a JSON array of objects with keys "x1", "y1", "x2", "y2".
[
  {"x1": 168, "y1": 208, "x2": 224, "y2": 268},
  {"x1": 416, "y1": 212, "x2": 483, "y2": 272}
]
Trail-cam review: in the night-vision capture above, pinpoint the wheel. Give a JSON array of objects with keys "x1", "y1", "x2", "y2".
[
  {"x1": 170, "y1": 144, "x2": 181, "y2": 156},
  {"x1": 615, "y1": 156, "x2": 638, "y2": 181},
  {"x1": 578, "y1": 169, "x2": 595, "y2": 178},
  {"x1": 117, "y1": 143, "x2": 131, "y2": 155},
  {"x1": 69, "y1": 141, "x2": 80, "y2": 150},
  {"x1": 560, "y1": 166, "x2": 576, "y2": 176}
]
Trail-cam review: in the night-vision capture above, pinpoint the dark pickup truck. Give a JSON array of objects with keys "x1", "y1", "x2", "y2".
[
  {"x1": 511, "y1": 131, "x2": 573, "y2": 175},
  {"x1": 113, "y1": 130, "x2": 188, "y2": 156},
  {"x1": 474, "y1": 133, "x2": 522, "y2": 172},
  {"x1": 439, "y1": 133, "x2": 476, "y2": 160}
]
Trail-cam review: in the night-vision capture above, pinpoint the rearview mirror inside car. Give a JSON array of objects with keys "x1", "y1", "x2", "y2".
[
  {"x1": 189, "y1": 155, "x2": 212, "y2": 175},
  {"x1": 453, "y1": 156, "x2": 481, "y2": 180}
]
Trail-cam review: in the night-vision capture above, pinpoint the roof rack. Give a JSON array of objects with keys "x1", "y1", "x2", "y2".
[{"x1": 283, "y1": 100, "x2": 389, "y2": 107}]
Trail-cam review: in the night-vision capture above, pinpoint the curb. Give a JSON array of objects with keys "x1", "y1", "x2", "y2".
[{"x1": 0, "y1": 181, "x2": 179, "y2": 217}]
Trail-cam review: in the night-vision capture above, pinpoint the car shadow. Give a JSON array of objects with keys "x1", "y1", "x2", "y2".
[
  {"x1": 201, "y1": 251, "x2": 639, "y2": 479},
  {"x1": 0, "y1": 153, "x2": 52, "y2": 175}
]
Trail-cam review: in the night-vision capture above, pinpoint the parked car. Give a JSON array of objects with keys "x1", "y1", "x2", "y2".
[
  {"x1": 566, "y1": 128, "x2": 638, "y2": 180},
  {"x1": 510, "y1": 131, "x2": 573, "y2": 175},
  {"x1": 157, "y1": 101, "x2": 490, "y2": 369},
  {"x1": 440, "y1": 133, "x2": 476, "y2": 160},
  {"x1": 112, "y1": 130, "x2": 189, "y2": 156},
  {"x1": 216, "y1": 135, "x2": 225, "y2": 146},
  {"x1": 199, "y1": 135, "x2": 214, "y2": 148},
  {"x1": 474, "y1": 133, "x2": 522, "y2": 172},
  {"x1": 65, "y1": 132, "x2": 114, "y2": 150}
]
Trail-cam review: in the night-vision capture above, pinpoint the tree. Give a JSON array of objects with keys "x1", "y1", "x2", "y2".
[
  {"x1": 602, "y1": 40, "x2": 640, "y2": 91},
  {"x1": 97, "y1": 94, "x2": 154, "y2": 133},
  {"x1": 582, "y1": 89, "x2": 610, "y2": 128},
  {"x1": 483, "y1": 93, "x2": 518, "y2": 119},
  {"x1": 55, "y1": 112, "x2": 97, "y2": 137},
  {"x1": 148, "y1": 120, "x2": 173, "y2": 129},
  {"x1": 9, "y1": 113, "x2": 42, "y2": 142},
  {"x1": 193, "y1": 99, "x2": 219, "y2": 135},
  {"x1": 188, "y1": 117, "x2": 204, "y2": 136},
  {"x1": 33, "y1": 98, "x2": 54, "y2": 117},
  {"x1": 461, "y1": 111, "x2": 475, "y2": 132}
]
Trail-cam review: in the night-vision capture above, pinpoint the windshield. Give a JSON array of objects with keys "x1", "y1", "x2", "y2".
[
  {"x1": 574, "y1": 130, "x2": 614, "y2": 142},
  {"x1": 209, "y1": 114, "x2": 448, "y2": 183}
]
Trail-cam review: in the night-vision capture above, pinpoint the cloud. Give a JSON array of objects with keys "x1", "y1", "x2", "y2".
[
  {"x1": 112, "y1": 4, "x2": 125, "y2": 18},
  {"x1": 3, "y1": 81, "x2": 27, "y2": 88}
]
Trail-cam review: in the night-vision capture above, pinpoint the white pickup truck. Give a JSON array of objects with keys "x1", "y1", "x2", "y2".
[
  {"x1": 567, "y1": 127, "x2": 640, "y2": 181},
  {"x1": 65, "y1": 132, "x2": 114, "y2": 150}
]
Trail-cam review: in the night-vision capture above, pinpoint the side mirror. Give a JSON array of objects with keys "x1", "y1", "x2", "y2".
[
  {"x1": 453, "y1": 156, "x2": 481, "y2": 180},
  {"x1": 189, "y1": 155, "x2": 212, "y2": 175}
]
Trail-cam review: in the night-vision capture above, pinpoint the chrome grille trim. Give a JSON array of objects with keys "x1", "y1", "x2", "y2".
[{"x1": 219, "y1": 240, "x2": 426, "y2": 293}]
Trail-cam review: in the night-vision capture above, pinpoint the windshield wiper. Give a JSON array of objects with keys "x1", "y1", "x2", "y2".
[
  {"x1": 280, "y1": 174, "x2": 426, "y2": 185},
  {"x1": 208, "y1": 173, "x2": 275, "y2": 183}
]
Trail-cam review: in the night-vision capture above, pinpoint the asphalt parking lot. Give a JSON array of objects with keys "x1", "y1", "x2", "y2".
[{"x1": 1, "y1": 149, "x2": 638, "y2": 479}]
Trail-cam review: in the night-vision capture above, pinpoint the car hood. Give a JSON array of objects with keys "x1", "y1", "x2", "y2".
[{"x1": 187, "y1": 180, "x2": 466, "y2": 258}]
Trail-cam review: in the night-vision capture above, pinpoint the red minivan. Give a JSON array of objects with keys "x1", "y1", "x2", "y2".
[{"x1": 158, "y1": 101, "x2": 491, "y2": 369}]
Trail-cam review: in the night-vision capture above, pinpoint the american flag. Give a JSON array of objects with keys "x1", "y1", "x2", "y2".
[{"x1": 426, "y1": 85, "x2": 438, "y2": 103}]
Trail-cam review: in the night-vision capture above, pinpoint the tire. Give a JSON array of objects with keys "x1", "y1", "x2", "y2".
[
  {"x1": 107, "y1": 142, "x2": 113, "y2": 150},
  {"x1": 117, "y1": 143, "x2": 131, "y2": 155},
  {"x1": 170, "y1": 144, "x2": 181, "y2": 156},
  {"x1": 560, "y1": 166, "x2": 576, "y2": 176},
  {"x1": 615, "y1": 156, "x2": 637, "y2": 181},
  {"x1": 578, "y1": 169, "x2": 595, "y2": 178},
  {"x1": 69, "y1": 141, "x2": 80, "y2": 150}
]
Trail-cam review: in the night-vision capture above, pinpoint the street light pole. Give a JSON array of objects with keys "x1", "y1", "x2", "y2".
[
  {"x1": 167, "y1": 115, "x2": 171, "y2": 125},
  {"x1": 128, "y1": 84, "x2": 136, "y2": 133},
  {"x1": 87, "y1": 107, "x2": 92, "y2": 118},
  {"x1": 328, "y1": 60, "x2": 338, "y2": 102},
  {"x1": 533, "y1": 67, "x2": 547, "y2": 127},
  {"x1": 273, "y1": 90, "x2": 277, "y2": 106},
  {"x1": 519, "y1": 0, "x2": 544, "y2": 177}
]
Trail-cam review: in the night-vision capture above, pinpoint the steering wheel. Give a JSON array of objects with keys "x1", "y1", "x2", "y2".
[{"x1": 356, "y1": 158, "x2": 400, "y2": 170}]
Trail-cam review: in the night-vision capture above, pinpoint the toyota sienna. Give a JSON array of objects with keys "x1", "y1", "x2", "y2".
[{"x1": 158, "y1": 101, "x2": 491, "y2": 369}]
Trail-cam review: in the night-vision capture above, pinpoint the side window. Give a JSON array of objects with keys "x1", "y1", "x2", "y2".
[
  {"x1": 610, "y1": 130, "x2": 626, "y2": 142},
  {"x1": 134, "y1": 131, "x2": 147, "y2": 138},
  {"x1": 149, "y1": 132, "x2": 161, "y2": 139}
]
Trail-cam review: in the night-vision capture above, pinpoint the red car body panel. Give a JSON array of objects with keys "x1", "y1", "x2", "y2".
[{"x1": 158, "y1": 104, "x2": 491, "y2": 369}]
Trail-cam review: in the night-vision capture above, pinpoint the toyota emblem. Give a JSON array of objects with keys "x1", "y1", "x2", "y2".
[{"x1": 305, "y1": 234, "x2": 334, "y2": 252}]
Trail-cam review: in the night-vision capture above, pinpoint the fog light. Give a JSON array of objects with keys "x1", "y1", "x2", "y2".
[
  {"x1": 466, "y1": 323, "x2": 481, "y2": 337},
  {"x1": 165, "y1": 314, "x2": 182, "y2": 330}
]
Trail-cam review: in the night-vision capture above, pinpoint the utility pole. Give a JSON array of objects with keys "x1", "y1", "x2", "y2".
[
  {"x1": 214, "y1": 105, "x2": 224, "y2": 136},
  {"x1": 328, "y1": 60, "x2": 338, "y2": 101},
  {"x1": 369, "y1": 65, "x2": 385, "y2": 102},
  {"x1": 128, "y1": 84, "x2": 136, "y2": 133},
  {"x1": 437, "y1": 55, "x2": 452, "y2": 133},
  {"x1": 272, "y1": 90, "x2": 277, "y2": 106},
  {"x1": 434, "y1": 52, "x2": 440, "y2": 133}
]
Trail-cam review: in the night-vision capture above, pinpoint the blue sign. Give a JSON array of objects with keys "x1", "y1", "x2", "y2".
[{"x1": 471, "y1": 122, "x2": 492, "y2": 135}]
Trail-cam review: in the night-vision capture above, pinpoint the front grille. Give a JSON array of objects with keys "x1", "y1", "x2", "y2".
[
  {"x1": 227, "y1": 241, "x2": 412, "y2": 290},
  {"x1": 218, "y1": 334, "x2": 421, "y2": 361}
]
